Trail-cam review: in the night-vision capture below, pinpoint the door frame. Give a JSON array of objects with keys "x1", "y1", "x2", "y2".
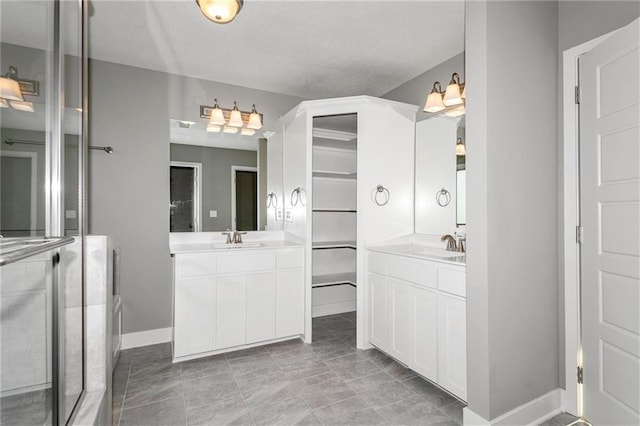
[
  {"x1": 230, "y1": 165, "x2": 258, "y2": 231},
  {"x1": 170, "y1": 161, "x2": 202, "y2": 232},
  {"x1": 561, "y1": 28, "x2": 620, "y2": 417},
  {"x1": 0, "y1": 151, "x2": 38, "y2": 236}
]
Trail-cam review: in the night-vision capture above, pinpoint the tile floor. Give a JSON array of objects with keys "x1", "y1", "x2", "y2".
[{"x1": 113, "y1": 312, "x2": 466, "y2": 425}]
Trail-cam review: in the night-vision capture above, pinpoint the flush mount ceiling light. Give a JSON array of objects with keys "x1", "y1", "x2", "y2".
[
  {"x1": 201, "y1": 100, "x2": 263, "y2": 136},
  {"x1": 196, "y1": 0, "x2": 243, "y2": 24},
  {"x1": 424, "y1": 72, "x2": 466, "y2": 117}
]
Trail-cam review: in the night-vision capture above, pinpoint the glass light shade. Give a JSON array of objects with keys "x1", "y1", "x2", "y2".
[
  {"x1": 443, "y1": 82, "x2": 463, "y2": 106},
  {"x1": 241, "y1": 127, "x2": 256, "y2": 136},
  {"x1": 209, "y1": 106, "x2": 226, "y2": 126},
  {"x1": 207, "y1": 123, "x2": 222, "y2": 132},
  {"x1": 0, "y1": 98, "x2": 8, "y2": 108},
  {"x1": 444, "y1": 104, "x2": 465, "y2": 117},
  {"x1": 424, "y1": 91, "x2": 445, "y2": 113},
  {"x1": 228, "y1": 108, "x2": 243, "y2": 127},
  {"x1": 456, "y1": 140, "x2": 466, "y2": 156},
  {"x1": 461, "y1": 84, "x2": 466, "y2": 99},
  {"x1": 0, "y1": 76, "x2": 23, "y2": 101},
  {"x1": 197, "y1": 0, "x2": 243, "y2": 24},
  {"x1": 223, "y1": 126, "x2": 238, "y2": 134},
  {"x1": 247, "y1": 105, "x2": 262, "y2": 130},
  {"x1": 9, "y1": 100, "x2": 34, "y2": 112}
]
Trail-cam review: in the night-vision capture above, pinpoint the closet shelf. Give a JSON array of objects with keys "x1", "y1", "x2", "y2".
[
  {"x1": 312, "y1": 171, "x2": 357, "y2": 180},
  {"x1": 312, "y1": 272, "x2": 357, "y2": 288},
  {"x1": 312, "y1": 208, "x2": 357, "y2": 213},
  {"x1": 312, "y1": 240, "x2": 357, "y2": 250}
]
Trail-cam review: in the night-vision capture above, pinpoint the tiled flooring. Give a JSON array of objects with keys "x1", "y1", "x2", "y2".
[{"x1": 113, "y1": 312, "x2": 466, "y2": 426}]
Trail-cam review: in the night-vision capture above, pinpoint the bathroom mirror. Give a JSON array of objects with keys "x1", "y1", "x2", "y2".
[
  {"x1": 414, "y1": 115, "x2": 465, "y2": 234},
  {"x1": 169, "y1": 119, "x2": 283, "y2": 232}
]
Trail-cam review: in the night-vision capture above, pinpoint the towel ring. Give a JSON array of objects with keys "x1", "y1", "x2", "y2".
[
  {"x1": 436, "y1": 188, "x2": 451, "y2": 207},
  {"x1": 290, "y1": 187, "x2": 305, "y2": 206},
  {"x1": 267, "y1": 192, "x2": 278, "y2": 208},
  {"x1": 374, "y1": 185, "x2": 390, "y2": 206}
]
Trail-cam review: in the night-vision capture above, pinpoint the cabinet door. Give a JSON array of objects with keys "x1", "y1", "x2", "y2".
[
  {"x1": 411, "y1": 286, "x2": 438, "y2": 382},
  {"x1": 437, "y1": 293, "x2": 467, "y2": 400},
  {"x1": 389, "y1": 278, "x2": 413, "y2": 361},
  {"x1": 275, "y1": 269, "x2": 304, "y2": 337},
  {"x1": 246, "y1": 272, "x2": 276, "y2": 344},
  {"x1": 369, "y1": 273, "x2": 389, "y2": 351},
  {"x1": 216, "y1": 275, "x2": 246, "y2": 349},
  {"x1": 174, "y1": 277, "x2": 215, "y2": 358}
]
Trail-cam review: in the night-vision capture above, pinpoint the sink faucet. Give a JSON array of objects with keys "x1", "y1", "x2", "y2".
[
  {"x1": 221, "y1": 229, "x2": 233, "y2": 244},
  {"x1": 441, "y1": 234, "x2": 457, "y2": 251},
  {"x1": 233, "y1": 231, "x2": 247, "y2": 244}
]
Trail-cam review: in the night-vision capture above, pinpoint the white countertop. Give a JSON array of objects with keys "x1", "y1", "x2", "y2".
[
  {"x1": 368, "y1": 243, "x2": 466, "y2": 266},
  {"x1": 171, "y1": 240, "x2": 304, "y2": 254}
]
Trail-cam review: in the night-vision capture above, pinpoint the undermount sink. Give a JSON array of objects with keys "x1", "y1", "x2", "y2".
[{"x1": 210, "y1": 242, "x2": 262, "y2": 249}]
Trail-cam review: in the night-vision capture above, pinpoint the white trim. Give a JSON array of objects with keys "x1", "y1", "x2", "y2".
[
  {"x1": 170, "y1": 161, "x2": 202, "y2": 232},
  {"x1": 121, "y1": 327, "x2": 173, "y2": 350},
  {"x1": 312, "y1": 128, "x2": 357, "y2": 141},
  {"x1": 463, "y1": 389, "x2": 562, "y2": 426},
  {"x1": 561, "y1": 30, "x2": 615, "y2": 417},
  {"x1": 0, "y1": 151, "x2": 38, "y2": 236},
  {"x1": 231, "y1": 165, "x2": 258, "y2": 230}
]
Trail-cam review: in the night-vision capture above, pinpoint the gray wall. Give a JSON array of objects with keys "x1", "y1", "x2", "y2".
[
  {"x1": 466, "y1": 1, "x2": 559, "y2": 420},
  {"x1": 170, "y1": 144, "x2": 257, "y2": 232},
  {"x1": 382, "y1": 53, "x2": 464, "y2": 122},
  {"x1": 89, "y1": 59, "x2": 303, "y2": 334}
]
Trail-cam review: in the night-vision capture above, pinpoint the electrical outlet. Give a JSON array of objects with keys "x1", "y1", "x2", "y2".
[
  {"x1": 209, "y1": 210, "x2": 217, "y2": 218},
  {"x1": 284, "y1": 209, "x2": 293, "y2": 222},
  {"x1": 65, "y1": 210, "x2": 76, "y2": 219},
  {"x1": 276, "y1": 209, "x2": 284, "y2": 221}
]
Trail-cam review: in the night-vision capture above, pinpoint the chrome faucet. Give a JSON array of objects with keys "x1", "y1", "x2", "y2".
[
  {"x1": 233, "y1": 231, "x2": 247, "y2": 244},
  {"x1": 221, "y1": 229, "x2": 233, "y2": 244},
  {"x1": 441, "y1": 234, "x2": 457, "y2": 251}
]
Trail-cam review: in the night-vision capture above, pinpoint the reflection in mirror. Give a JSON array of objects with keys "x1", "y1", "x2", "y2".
[
  {"x1": 456, "y1": 117, "x2": 466, "y2": 225},
  {"x1": 169, "y1": 119, "x2": 283, "y2": 232},
  {"x1": 415, "y1": 115, "x2": 465, "y2": 234}
]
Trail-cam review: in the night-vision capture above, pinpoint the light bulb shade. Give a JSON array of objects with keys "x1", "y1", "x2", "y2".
[
  {"x1": 0, "y1": 98, "x2": 8, "y2": 108},
  {"x1": 444, "y1": 104, "x2": 465, "y2": 117},
  {"x1": 207, "y1": 123, "x2": 222, "y2": 132},
  {"x1": 228, "y1": 106, "x2": 243, "y2": 127},
  {"x1": 209, "y1": 107, "x2": 225, "y2": 125},
  {"x1": 0, "y1": 76, "x2": 23, "y2": 101},
  {"x1": 443, "y1": 82, "x2": 462, "y2": 106},
  {"x1": 456, "y1": 139, "x2": 466, "y2": 156},
  {"x1": 9, "y1": 100, "x2": 34, "y2": 112},
  {"x1": 424, "y1": 91, "x2": 445, "y2": 113},
  {"x1": 461, "y1": 84, "x2": 466, "y2": 100},
  {"x1": 223, "y1": 126, "x2": 238, "y2": 134},
  {"x1": 196, "y1": 0, "x2": 243, "y2": 24},
  {"x1": 241, "y1": 127, "x2": 256, "y2": 136},
  {"x1": 247, "y1": 104, "x2": 262, "y2": 129}
]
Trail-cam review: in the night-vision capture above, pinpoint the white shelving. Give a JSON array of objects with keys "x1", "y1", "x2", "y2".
[
  {"x1": 312, "y1": 171, "x2": 357, "y2": 180},
  {"x1": 312, "y1": 240, "x2": 357, "y2": 249},
  {"x1": 312, "y1": 272, "x2": 357, "y2": 288}
]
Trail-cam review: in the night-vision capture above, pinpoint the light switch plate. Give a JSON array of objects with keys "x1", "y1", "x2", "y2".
[
  {"x1": 284, "y1": 209, "x2": 293, "y2": 222},
  {"x1": 209, "y1": 210, "x2": 217, "y2": 218},
  {"x1": 65, "y1": 210, "x2": 77, "y2": 219},
  {"x1": 276, "y1": 209, "x2": 284, "y2": 221}
]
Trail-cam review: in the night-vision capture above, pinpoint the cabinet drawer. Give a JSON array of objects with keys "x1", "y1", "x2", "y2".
[
  {"x1": 217, "y1": 251, "x2": 275, "y2": 274},
  {"x1": 438, "y1": 268, "x2": 466, "y2": 297},
  {"x1": 387, "y1": 256, "x2": 437, "y2": 289},
  {"x1": 276, "y1": 248, "x2": 304, "y2": 270},
  {"x1": 368, "y1": 252, "x2": 387, "y2": 275},
  {"x1": 175, "y1": 253, "x2": 215, "y2": 277}
]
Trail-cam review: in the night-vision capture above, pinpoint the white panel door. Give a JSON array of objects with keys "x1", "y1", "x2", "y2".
[
  {"x1": 174, "y1": 277, "x2": 215, "y2": 357},
  {"x1": 275, "y1": 269, "x2": 304, "y2": 337},
  {"x1": 389, "y1": 278, "x2": 413, "y2": 360},
  {"x1": 246, "y1": 272, "x2": 276, "y2": 344},
  {"x1": 216, "y1": 275, "x2": 246, "y2": 349},
  {"x1": 412, "y1": 286, "x2": 438, "y2": 382},
  {"x1": 369, "y1": 273, "x2": 389, "y2": 350},
  {"x1": 437, "y1": 293, "x2": 467, "y2": 401},
  {"x1": 580, "y1": 18, "x2": 640, "y2": 425}
]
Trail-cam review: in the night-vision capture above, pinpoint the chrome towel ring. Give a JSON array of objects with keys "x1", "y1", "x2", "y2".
[
  {"x1": 267, "y1": 192, "x2": 278, "y2": 208},
  {"x1": 290, "y1": 187, "x2": 305, "y2": 206},
  {"x1": 436, "y1": 188, "x2": 451, "y2": 207},
  {"x1": 374, "y1": 185, "x2": 390, "y2": 206}
]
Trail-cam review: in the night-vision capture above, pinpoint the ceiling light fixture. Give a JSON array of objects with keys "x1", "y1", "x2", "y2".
[
  {"x1": 223, "y1": 126, "x2": 238, "y2": 134},
  {"x1": 201, "y1": 100, "x2": 263, "y2": 136},
  {"x1": 424, "y1": 72, "x2": 466, "y2": 117},
  {"x1": 196, "y1": 0, "x2": 243, "y2": 24}
]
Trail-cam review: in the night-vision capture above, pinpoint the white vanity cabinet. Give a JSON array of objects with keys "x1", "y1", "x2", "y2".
[
  {"x1": 173, "y1": 246, "x2": 304, "y2": 361},
  {"x1": 367, "y1": 249, "x2": 466, "y2": 401}
]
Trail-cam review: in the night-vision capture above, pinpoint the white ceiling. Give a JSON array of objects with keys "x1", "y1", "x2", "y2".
[{"x1": 86, "y1": 0, "x2": 464, "y2": 100}]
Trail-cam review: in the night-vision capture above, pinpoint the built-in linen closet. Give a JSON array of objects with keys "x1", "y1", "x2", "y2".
[{"x1": 281, "y1": 96, "x2": 417, "y2": 348}]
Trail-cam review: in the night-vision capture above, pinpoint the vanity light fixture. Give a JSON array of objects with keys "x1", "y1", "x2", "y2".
[
  {"x1": 196, "y1": 0, "x2": 243, "y2": 24},
  {"x1": 456, "y1": 138, "x2": 466, "y2": 156},
  {"x1": 201, "y1": 100, "x2": 263, "y2": 135},
  {"x1": 424, "y1": 82, "x2": 446, "y2": 113},
  {"x1": 424, "y1": 72, "x2": 466, "y2": 117},
  {"x1": 443, "y1": 73, "x2": 464, "y2": 106},
  {"x1": 0, "y1": 66, "x2": 39, "y2": 113}
]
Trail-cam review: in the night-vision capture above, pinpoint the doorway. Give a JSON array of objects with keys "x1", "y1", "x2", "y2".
[
  {"x1": 563, "y1": 18, "x2": 639, "y2": 424},
  {"x1": 231, "y1": 166, "x2": 257, "y2": 231},
  {"x1": 170, "y1": 161, "x2": 202, "y2": 232}
]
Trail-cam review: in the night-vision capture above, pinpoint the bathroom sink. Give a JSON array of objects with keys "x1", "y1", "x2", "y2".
[
  {"x1": 404, "y1": 246, "x2": 465, "y2": 260},
  {"x1": 210, "y1": 242, "x2": 262, "y2": 249}
]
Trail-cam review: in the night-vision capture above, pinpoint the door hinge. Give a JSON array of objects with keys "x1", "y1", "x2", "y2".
[
  {"x1": 577, "y1": 366, "x2": 584, "y2": 384},
  {"x1": 575, "y1": 86, "x2": 581, "y2": 104},
  {"x1": 576, "y1": 226, "x2": 584, "y2": 244}
]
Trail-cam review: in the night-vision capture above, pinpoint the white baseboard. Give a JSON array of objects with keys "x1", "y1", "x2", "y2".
[
  {"x1": 463, "y1": 389, "x2": 562, "y2": 426},
  {"x1": 121, "y1": 327, "x2": 173, "y2": 350}
]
